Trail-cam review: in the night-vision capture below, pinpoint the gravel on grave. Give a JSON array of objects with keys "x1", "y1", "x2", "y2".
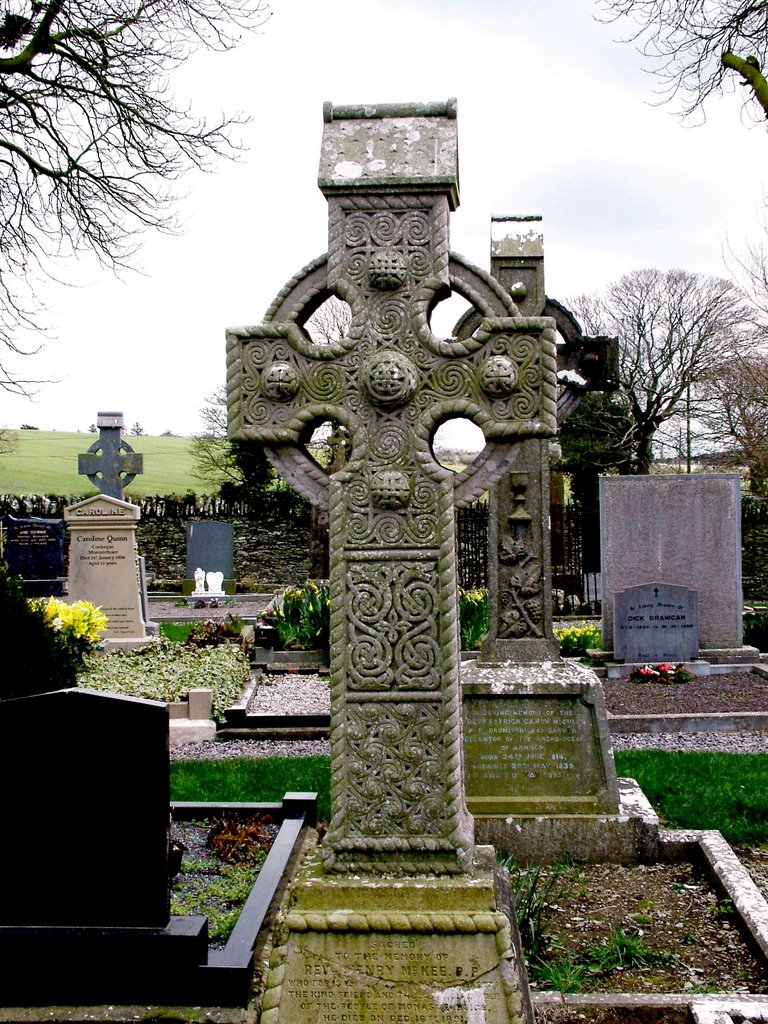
[{"x1": 169, "y1": 670, "x2": 768, "y2": 760}]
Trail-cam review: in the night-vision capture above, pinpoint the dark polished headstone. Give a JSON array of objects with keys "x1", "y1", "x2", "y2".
[
  {"x1": 614, "y1": 582, "x2": 699, "y2": 663},
  {"x1": 1, "y1": 514, "x2": 66, "y2": 596},
  {"x1": 186, "y1": 521, "x2": 234, "y2": 580},
  {"x1": 0, "y1": 688, "x2": 169, "y2": 928}
]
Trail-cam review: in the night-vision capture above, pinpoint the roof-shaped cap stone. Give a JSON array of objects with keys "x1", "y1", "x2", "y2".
[{"x1": 319, "y1": 99, "x2": 459, "y2": 209}]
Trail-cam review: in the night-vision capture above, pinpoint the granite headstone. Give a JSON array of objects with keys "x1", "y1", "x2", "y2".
[
  {"x1": 614, "y1": 582, "x2": 699, "y2": 663},
  {"x1": 186, "y1": 521, "x2": 233, "y2": 581},
  {"x1": 601, "y1": 474, "x2": 745, "y2": 655},
  {"x1": 1, "y1": 514, "x2": 66, "y2": 596}
]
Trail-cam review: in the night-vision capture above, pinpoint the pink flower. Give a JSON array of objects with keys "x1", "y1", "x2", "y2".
[{"x1": 658, "y1": 663, "x2": 674, "y2": 673}]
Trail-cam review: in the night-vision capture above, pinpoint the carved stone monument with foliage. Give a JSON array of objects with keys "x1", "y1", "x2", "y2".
[{"x1": 227, "y1": 99, "x2": 556, "y2": 1023}]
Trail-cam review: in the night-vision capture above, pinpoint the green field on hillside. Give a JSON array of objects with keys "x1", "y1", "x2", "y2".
[{"x1": 0, "y1": 430, "x2": 202, "y2": 496}]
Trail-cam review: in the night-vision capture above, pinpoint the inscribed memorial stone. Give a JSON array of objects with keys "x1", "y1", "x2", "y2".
[
  {"x1": 1, "y1": 514, "x2": 65, "y2": 596},
  {"x1": 614, "y1": 582, "x2": 699, "y2": 663},
  {"x1": 463, "y1": 660, "x2": 619, "y2": 816},
  {"x1": 601, "y1": 474, "x2": 743, "y2": 653},
  {"x1": 64, "y1": 494, "x2": 146, "y2": 638}
]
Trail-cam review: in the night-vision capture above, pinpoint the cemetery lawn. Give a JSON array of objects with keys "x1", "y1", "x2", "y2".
[
  {"x1": 170, "y1": 755, "x2": 332, "y2": 822},
  {"x1": 169, "y1": 752, "x2": 768, "y2": 998},
  {"x1": 0, "y1": 430, "x2": 198, "y2": 495}
]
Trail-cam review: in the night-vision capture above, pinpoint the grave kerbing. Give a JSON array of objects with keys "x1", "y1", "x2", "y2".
[{"x1": 227, "y1": 98, "x2": 557, "y2": 1024}]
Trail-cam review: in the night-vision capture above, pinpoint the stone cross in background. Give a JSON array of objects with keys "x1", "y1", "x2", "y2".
[
  {"x1": 477, "y1": 214, "x2": 617, "y2": 662},
  {"x1": 228, "y1": 100, "x2": 557, "y2": 876},
  {"x1": 78, "y1": 411, "x2": 143, "y2": 500}
]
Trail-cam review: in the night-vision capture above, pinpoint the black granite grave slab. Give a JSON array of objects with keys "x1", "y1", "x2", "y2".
[
  {"x1": 186, "y1": 521, "x2": 234, "y2": 580},
  {"x1": 1, "y1": 514, "x2": 66, "y2": 596},
  {"x1": 0, "y1": 688, "x2": 169, "y2": 928}
]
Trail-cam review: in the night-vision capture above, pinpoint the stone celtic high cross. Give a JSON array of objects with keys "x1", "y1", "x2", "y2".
[
  {"x1": 78, "y1": 412, "x2": 143, "y2": 501},
  {"x1": 227, "y1": 100, "x2": 557, "y2": 875}
]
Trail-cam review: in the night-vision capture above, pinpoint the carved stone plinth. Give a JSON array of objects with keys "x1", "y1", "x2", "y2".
[{"x1": 261, "y1": 845, "x2": 533, "y2": 1024}]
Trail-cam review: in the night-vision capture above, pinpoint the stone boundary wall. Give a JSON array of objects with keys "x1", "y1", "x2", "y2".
[
  {"x1": 0, "y1": 492, "x2": 313, "y2": 590},
  {"x1": 4, "y1": 492, "x2": 768, "y2": 596}
]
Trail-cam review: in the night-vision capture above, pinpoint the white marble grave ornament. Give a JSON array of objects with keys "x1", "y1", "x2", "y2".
[
  {"x1": 206, "y1": 571, "x2": 225, "y2": 595},
  {"x1": 193, "y1": 567, "x2": 206, "y2": 594}
]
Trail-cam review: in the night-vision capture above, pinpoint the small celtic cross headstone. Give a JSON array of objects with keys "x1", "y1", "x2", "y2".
[
  {"x1": 78, "y1": 412, "x2": 143, "y2": 500},
  {"x1": 227, "y1": 100, "x2": 557, "y2": 876}
]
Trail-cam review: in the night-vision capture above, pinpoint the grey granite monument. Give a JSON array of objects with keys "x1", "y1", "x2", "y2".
[
  {"x1": 601, "y1": 473, "x2": 756, "y2": 663},
  {"x1": 227, "y1": 99, "x2": 557, "y2": 1024}
]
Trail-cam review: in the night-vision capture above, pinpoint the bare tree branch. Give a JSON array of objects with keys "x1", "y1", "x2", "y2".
[
  {"x1": 597, "y1": 0, "x2": 768, "y2": 121},
  {"x1": 0, "y1": 0, "x2": 270, "y2": 393}
]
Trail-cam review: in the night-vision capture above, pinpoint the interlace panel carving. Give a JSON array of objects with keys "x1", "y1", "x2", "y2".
[
  {"x1": 347, "y1": 560, "x2": 440, "y2": 691},
  {"x1": 345, "y1": 700, "x2": 446, "y2": 838}
]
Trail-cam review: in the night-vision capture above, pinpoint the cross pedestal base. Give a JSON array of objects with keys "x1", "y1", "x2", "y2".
[{"x1": 260, "y1": 844, "x2": 533, "y2": 1024}]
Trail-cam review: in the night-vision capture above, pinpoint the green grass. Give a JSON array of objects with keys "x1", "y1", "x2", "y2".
[
  {"x1": 160, "y1": 622, "x2": 196, "y2": 642},
  {"x1": 168, "y1": 751, "x2": 768, "y2": 846},
  {"x1": 170, "y1": 756, "x2": 332, "y2": 822},
  {"x1": 0, "y1": 430, "x2": 199, "y2": 496},
  {"x1": 615, "y1": 750, "x2": 768, "y2": 844}
]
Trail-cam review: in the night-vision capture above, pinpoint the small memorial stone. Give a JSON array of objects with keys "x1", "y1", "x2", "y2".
[
  {"x1": 614, "y1": 582, "x2": 699, "y2": 663},
  {"x1": 462, "y1": 660, "x2": 619, "y2": 816}
]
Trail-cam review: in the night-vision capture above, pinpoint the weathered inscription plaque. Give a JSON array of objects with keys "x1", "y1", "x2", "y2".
[
  {"x1": 614, "y1": 582, "x2": 698, "y2": 663},
  {"x1": 462, "y1": 661, "x2": 619, "y2": 815},
  {"x1": 278, "y1": 931, "x2": 511, "y2": 1021}
]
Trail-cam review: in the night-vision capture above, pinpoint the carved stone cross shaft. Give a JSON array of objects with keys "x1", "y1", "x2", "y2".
[
  {"x1": 78, "y1": 412, "x2": 143, "y2": 501},
  {"x1": 227, "y1": 100, "x2": 557, "y2": 875}
]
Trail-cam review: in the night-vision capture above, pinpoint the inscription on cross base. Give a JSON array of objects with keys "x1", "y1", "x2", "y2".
[
  {"x1": 227, "y1": 100, "x2": 558, "y2": 875},
  {"x1": 78, "y1": 412, "x2": 143, "y2": 501}
]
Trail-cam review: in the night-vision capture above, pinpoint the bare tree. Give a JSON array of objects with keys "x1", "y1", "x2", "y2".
[
  {"x1": 697, "y1": 354, "x2": 768, "y2": 493},
  {"x1": 597, "y1": 0, "x2": 768, "y2": 121},
  {"x1": 192, "y1": 385, "x2": 271, "y2": 492},
  {"x1": 0, "y1": 0, "x2": 270, "y2": 394},
  {"x1": 570, "y1": 268, "x2": 754, "y2": 474}
]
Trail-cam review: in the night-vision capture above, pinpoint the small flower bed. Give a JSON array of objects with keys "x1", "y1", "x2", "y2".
[
  {"x1": 553, "y1": 621, "x2": 602, "y2": 657},
  {"x1": 629, "y1": 662, "x2": 693, "y2": 685},
  {"x1": 261, "y1": 582, "x2": 330, "y2": 652},
  {"x1": 185, "y1": 615, "x2": 250, "y2": 651},
  {"x1": 30, "y1": 596, "x2": 108, "y2": 658}
]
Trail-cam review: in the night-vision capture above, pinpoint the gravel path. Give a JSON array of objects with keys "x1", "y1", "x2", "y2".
[{"x1": 169, "y1": 670, "x2": 768, "y2": 761}]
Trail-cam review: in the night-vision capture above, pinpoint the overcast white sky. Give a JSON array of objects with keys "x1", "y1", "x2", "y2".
[{"x1": 2, "y1": 0, "x2": 766, "y2": 438}]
